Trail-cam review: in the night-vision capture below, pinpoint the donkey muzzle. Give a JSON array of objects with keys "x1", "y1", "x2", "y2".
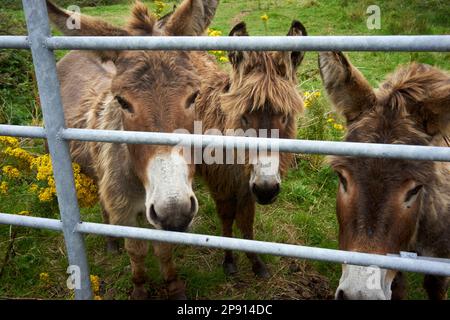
[
  {"x1": 251, "y1": 179, "x2": 281, "y2": 205},
  {"x1": 144, "y1": 151, "x2": 198, "y2": 232},
  {"x1": 249, "y1": 154, "x2": 281, "y2": 205},
  {"x1": 335, "y1": 265, "x2": 395, "y2": 300},
  {"x1": 149, "y1": 195, "x2": 198, "y2": 232}
]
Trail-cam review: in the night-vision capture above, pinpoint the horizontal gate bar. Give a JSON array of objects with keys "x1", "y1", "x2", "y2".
[
  {"x1": 1, "y1": 213, "x2": 449, "y2": 276},
  {"x1": 45, "y1": 35, "x2": 450, "y2": 52},
  {"x1": 0, "y1": 213, "x2": 62, "y2": 231},
  {"x1": 62, "y1": 128, "x2": 450, "y2": 162},
  {"x1": 0, "y1": 36, "x2": 29, "y2": 49},
  {"x1": 1, "y1": 125, "x2": 449, "y2": 162},
  {"x1": 2, "y1": 35, "x2": 450, "y2": 52},
  {"x1": 0, "y1": 125, "x2": 46, "y2": 139}
]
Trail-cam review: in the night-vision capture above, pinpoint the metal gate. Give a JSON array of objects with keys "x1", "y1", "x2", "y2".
[{"x1": 0, "y1": 0, "x2": 449, "y2": 300}]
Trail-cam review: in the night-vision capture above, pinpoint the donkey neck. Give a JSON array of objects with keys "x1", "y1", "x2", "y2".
[{"x1": 87, "y1": 90, "x2": 144, "y2": 200}]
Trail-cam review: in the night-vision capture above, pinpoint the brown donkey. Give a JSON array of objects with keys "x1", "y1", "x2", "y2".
[
  {"x1": 196, "y1": 22, "x2": 306, "y2": 277},
  {"x1": 47, "y1": 0, "x2": 219, "y2": 299},
  {"x1": 319, "y1": 51, "x2": 450, "y2": 299}
]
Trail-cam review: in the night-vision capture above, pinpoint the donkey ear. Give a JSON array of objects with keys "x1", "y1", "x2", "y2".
[
  {"x1": 286, "y1": 20, "x2": 307, "y2": 69},
  {"x1": 227, "y1": 22, "x2": 249, "y2": 67},
  {"x1": 273, "y1": 20, "x2": 307, "y2": 80},
  {"x1": 319, "y1": 51, "x2": 376, "y2": 124},
  {"x1": 126, "y1": 1, "x2": 157, "y2": 36},
  {"x1": 46, "y1": 0, "x2": 128, "y2": 61},
  {"x1": 164, "y1": 0, "x2": 219, "y2": 36}
]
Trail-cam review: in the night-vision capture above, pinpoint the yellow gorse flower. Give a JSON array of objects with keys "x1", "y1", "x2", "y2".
[
  {"x1": 38, "y1": 187, "x2": 54, "y2": 202},
  {"x1": 303, "y1": 91, "x2": 321, "y2": 109},
  {"x1": 207, "y1": 29, "x2": 222, "y2": 37},
  {"x1": 1, "y1": 136, "x2": 98, "y2": 207},
  {"x1": 333, "y1": 123, "x2": 344, "y2": 131},
  {"x1": 39, "y1": 272, "x2": 50, "y2": 282},
  {"x1": 2, "y1": 165, "x2": 20, "y2": 179},
  {"x1": 207, "y1": 29, "x2": 229, "y2": 63},
  {"x1": 0, "y1": 181, "x2": 8, "y2": 194},
  {"x1": 0, "y1": 136, "x2": 19, "y2": 148},
  {"x1": 90, "y1": 275, "x2": 101, "y2": 298},
  {"x1": 261, "y1": 14, "x2": 269, "y2": 22},
  {"x1": 3, "y1": 146, "x2": 34, "y2": 163},
  {"x1": 154, "y1": 0, "x2": 166, "y2": 19},
  {"x1": 31, "y1": 154, "x2": 53, "y2": 181},
  {"x1": 18, "y1": 210, "x2": 30, "y2": 216}
]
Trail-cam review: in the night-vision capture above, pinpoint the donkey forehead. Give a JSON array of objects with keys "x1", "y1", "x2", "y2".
[
  {"x1": 113, "y1": 52, "x2": 200, "y2": 88},
  {"x1": 346, "y1": 106, "x2": 431, "y2": 146},
  {"x1": 332, "y1": 156, "x2": 433, "y2": 188}
]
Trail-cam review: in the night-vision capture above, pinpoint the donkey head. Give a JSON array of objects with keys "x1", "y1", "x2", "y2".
[
  {"x1": 47, "y1": 0, "x2": 219, "y2": 231},
  {"x1": 222, "y1": 21, "x2": 306, "y2": 205},
  {"x1": 319, "y1": 51, "x2": 450, "y2": 299}
]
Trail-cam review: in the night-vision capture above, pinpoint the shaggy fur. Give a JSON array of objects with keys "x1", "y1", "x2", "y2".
[
  {"x1": 319, "y1": 51, "x2": 450, "y2": 299},
  {"x1": 48, "y1": 0, "x2": 219, "y2": 300}
]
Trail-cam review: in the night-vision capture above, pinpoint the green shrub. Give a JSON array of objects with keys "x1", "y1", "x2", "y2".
[{"x1": 0, "y1": 10, "x2": 39, "y2": 125}]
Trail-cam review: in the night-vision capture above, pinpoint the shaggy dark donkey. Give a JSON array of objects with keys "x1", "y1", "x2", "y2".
[{"x1": 320, "y1": 51, "x2": 450, "y2": 300}]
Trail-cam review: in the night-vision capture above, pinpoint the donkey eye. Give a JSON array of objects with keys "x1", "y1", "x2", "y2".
[
  {"x1": 186, "y1": 91, "x2": 199, "y2": 109},
  {"x1": 241, "y1": 115, "x2": 249, "y2": 127},
  {"x1": 281, "y1": 115, "x2": 289, "y2": 125},
  {"x1": 337, "y1": 172, "x2": 347, "y2": 192},
  {"x1": 116, "y1": 96, "x2": 133, "y2": 113},
  {"x1": 405, "y1": 185, "x2": 423, "y2": 203}
]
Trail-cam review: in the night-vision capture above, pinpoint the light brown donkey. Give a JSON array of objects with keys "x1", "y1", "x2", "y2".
[
  {"x1": 195, "y1": 21, "x2": 307, "y2": 277},
  {"x1": 46, "y1": 0, "x2": 219, "y2": 299},
  {"x1": 319, "y1": 51, "x2": 450, "y2": 299}
]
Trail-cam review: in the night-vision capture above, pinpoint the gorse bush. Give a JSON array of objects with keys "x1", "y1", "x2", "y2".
[
  {"x1": 297, "y1": 91, "x2": 345, "y2": 168},
  {"x1": 0, "y1": 136, "x2": 98, "y2": 216}
]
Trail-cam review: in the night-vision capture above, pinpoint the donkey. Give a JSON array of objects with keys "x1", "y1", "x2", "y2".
[
  {"x1": 195, "y1": 21, "x2": 307, "y2": 277},
  {"x1": 47, "y1": 0, "x2": 219, "y2": 299},
  {"x1": 319, "y1": 51, "x2": 450, "y2": 300}
]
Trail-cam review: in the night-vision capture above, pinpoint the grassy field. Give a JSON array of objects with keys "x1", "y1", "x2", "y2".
[{"x1": 1, "y1": 0, "x2": 449, "y2": 300}]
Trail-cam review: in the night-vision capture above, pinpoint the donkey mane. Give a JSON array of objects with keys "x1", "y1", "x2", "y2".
[
  {"x1": 379, "y1": 63, "x2": 449, "y2": 109},
  {"x1": 222, "y1": 53, "x2": 304, "y2": 117}
]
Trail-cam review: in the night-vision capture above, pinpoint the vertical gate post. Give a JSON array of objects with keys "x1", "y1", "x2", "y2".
[{"x1": 22, "y1": 0, "x2": 92, "y2": 299}]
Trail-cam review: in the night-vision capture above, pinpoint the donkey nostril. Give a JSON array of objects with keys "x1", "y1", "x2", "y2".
[
  {"x1": 190, "y1": 196, "x2": 197, "y2": 214},
  {"x1": 150, "y1": 204, "x2": 158, "y2": 222},
  {"x1": 274, "y1": 183, "x2": 281, "y2": 194},
  {"x1": 336, "y1": 290, "x2": 347, "y2": 300}
]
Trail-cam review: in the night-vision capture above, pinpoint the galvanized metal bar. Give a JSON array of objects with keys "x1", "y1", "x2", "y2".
[
  {"x1": 1, "y1": 124, "x2": 448, "y2": 162},
  {"x1": 0, "y1": 213, "x2": 449, "y2": 276},
  {"x1": 0, "y1": 125, "x2": 46, "y2": 139},
  {"x1": 0, "y1": 213, "x2": 62, "y2": 231},
  {"x1": 45, "y1": 35, "x2": 450, "y2": 52},
  {"x1": 73, "y1": 222, "x2": 450, "y2": 277},
  {"x1": 61, "y1": 128, "x2": 450, "y2": 162},
  {"x1": 0, "y1": 36, "x2": 30, "y2": 49},
  {"x1": 22, "y1": 0, "x2": 92, "y2": 300}
]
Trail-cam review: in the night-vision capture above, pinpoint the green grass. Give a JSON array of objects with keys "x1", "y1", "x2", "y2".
[{"x1": 0, "y1": 0, "x2": 449, "y2": 300}]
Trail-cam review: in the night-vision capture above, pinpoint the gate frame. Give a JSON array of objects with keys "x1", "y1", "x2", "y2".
[{"x1": 0, "y1": 0, "x2": 449, "y2": 300}]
